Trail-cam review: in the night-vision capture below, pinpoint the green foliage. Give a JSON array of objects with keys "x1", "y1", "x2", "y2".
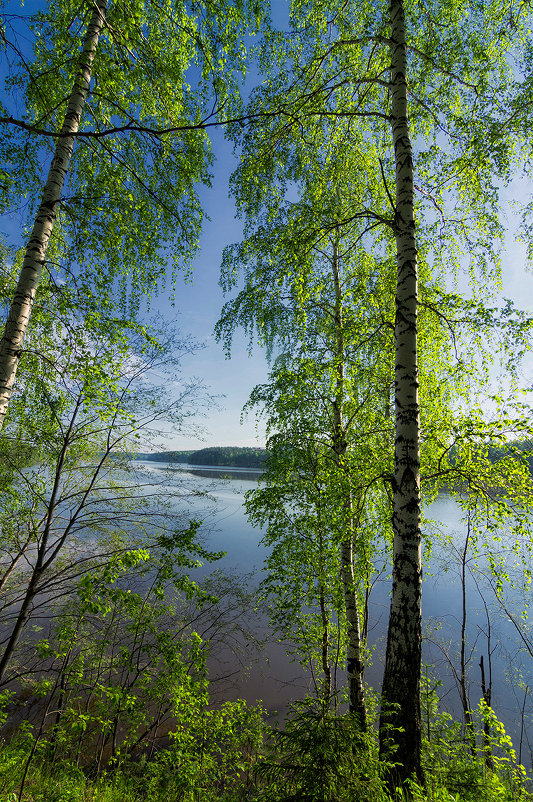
[
  {"x1": 255, "y1": 699, "x2": 389, "y2": 801},
  {"x1": 419, "y1": 701, "x2": 531, "y2": 802},
  {"x1": 0, "y1": 698, "x2": 264, "y2": 801},
  {"x1": 0, "y1": 0, "x2": 265, "y2": 314},
  {"x1": 0, "y1": 544, "x2": 265, "y2": 801},
  {"x1": 0, "y1": 683, "x2": 531, "y2": 801}
]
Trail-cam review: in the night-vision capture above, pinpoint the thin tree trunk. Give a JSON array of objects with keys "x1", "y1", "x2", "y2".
[
  {"x1": 340, "y1": 535, "x2": 366, "y2": 728},
  {"x1": 331, "y1": 238, "x2": 367, "y2": 729},
  {"x1": 0, "y1": 396, "x2": 81, "y2": 682},
  {"x1": 47, "y1": 638, "x2": 76, "y2": 762},
  {"x1": 379, "y1": 0, "x2": 423, "y2": 788},
  {"x1": 0, "y1": 0, "x2": 107, "y2": 430},
  {"x1": 480, "y1": 655, "x2": 493, "y2": 771},
  {"x1": 459, "y1": 514, "x2": 476, "y2": 755},
  {"x1": 318, "y1": 585, "x2": 332, "y2": 705},
  {"x1": 519, "y1": 684, "x2": 528, "y2": 767},
  {"x1": 313, "y1": 505, "x2": 333, "y2": 703}
]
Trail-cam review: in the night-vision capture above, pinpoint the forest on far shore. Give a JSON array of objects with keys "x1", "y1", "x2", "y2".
[{"x1": 136, "y1": 446, "x2": 268, "y2": 468}]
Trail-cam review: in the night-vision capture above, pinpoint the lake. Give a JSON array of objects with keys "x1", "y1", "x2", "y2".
[{"x1": 137, "y1": 461, "x2": 533, "y2": 760}]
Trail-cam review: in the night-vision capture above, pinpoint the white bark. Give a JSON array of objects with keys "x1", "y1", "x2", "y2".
[
  {"x1": 0, "y1": 0, "x2": 108, "y2": 430},
  {"x1": 379, "y1": 0, "x2": 423, "y2": 784}
]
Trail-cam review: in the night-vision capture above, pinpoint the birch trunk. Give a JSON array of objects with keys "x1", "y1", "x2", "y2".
[
  {"x1": 378, "y1": 0, "x2": 423, "y2": 786},
  {"x1": 340, "y1": 535, "x2": 367, "y2": 727},
  {"x1": 0, "y1": 0, "x2": 107, "y2": 430},
  {"x1": 331, "y1": 239, "x2": 367, "y2": 729}
]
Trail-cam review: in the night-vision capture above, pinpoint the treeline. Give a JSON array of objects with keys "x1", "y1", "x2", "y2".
[
  {"x1": 189, "y1": 446, "x2": 267, "y2": 467},
  {"x1": 135, "y1": 450, "x2": 195, "y2": 463},
  {"x1": 137, "y1": 446, "x2": 267, "y2": 468}
]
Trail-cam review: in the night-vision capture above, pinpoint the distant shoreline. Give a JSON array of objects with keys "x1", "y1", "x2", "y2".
[{"x1": 135, "y1": 445, "x2": 267, "y2": 470}]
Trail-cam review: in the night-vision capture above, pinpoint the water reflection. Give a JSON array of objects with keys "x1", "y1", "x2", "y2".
[{"x1": 137, "y1": 461, "x2": 533, "y2": 752}]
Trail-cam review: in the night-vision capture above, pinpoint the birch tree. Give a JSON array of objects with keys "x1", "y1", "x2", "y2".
[
  {"x1": 378, "y1": 0, "x2": 424, "y2": 783},
  {"x1": 218, "y1": 106, "x2": 467, "y2": 735},
  {"x1": 223, "y1": 0, "x2": 528, "y2": 786},
  {"x1": 0, "y1": 0, "x2": 108, "y2": 431},
  {"x1": 0, "y1": 0, "x2": 261, "y2": 429},
  {"x1": 219, "y1": 117, "x2": 393, "y2": 725}
]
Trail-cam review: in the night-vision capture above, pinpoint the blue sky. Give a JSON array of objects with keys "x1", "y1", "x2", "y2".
[
  {"x1": 151, "y1": 127, "x2": 272, "y2": 450},
  {"x1": 2, "y1": 0, "x2": 533, "y2": 451}
]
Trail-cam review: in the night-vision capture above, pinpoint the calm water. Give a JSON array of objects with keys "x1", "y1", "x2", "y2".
[{"x1": 138, "y1": 461, "x2": 533, "y2": 757}]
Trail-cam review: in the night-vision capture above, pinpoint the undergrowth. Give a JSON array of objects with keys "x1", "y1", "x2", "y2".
[{"x1": 0, "y1": 695, "x2": 530, "y2": 802}]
